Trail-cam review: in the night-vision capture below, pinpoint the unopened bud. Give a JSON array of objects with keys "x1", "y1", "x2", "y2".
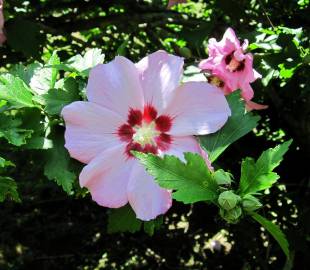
[
  {"x1": 242, "y1": 194, "x2": 262, "y2": 212},
  {"x1": 214, "y1": 170, "x2": 232, "y2": 186},
  {"x1": 220, "y1": 207, "x2": 242, "y2": 224},
  {"x1": 218, "y1": 191, "x2": 240, "y2": 211}
]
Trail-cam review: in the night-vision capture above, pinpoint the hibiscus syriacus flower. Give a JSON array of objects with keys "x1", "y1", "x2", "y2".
[
  {"x1": 62, "y1": 51, "x2": 231, "y2": 221},
  {"x1": 199, "y1": 28, "x2": 267, "y2": 110},
  {"x1": 0, "y1": 0, "x2": 6, "y2": 45}
]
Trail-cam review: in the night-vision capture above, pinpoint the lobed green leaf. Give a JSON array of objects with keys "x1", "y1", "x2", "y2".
[
  {"x1": 0, "y1": 177, "x2": 21, "y2": 203},
  {"x1": 0, "y1": 74, "x2": 35, "y2": 108},
  {"x1": 44, "y1": 135, "x2": 76, "y2": 193},
  {"x1": 239, "y1": 140, "x2": 292, "y2": 195},
  {"x1": 135, "y1": 152, "x2": 218, "y2": 204},
  {"x1": 41, "y1": 77, "x2": 80, "y2": 115},
  {"x1": 199, "y1": 91, "x2": 260, "y2": 162}
]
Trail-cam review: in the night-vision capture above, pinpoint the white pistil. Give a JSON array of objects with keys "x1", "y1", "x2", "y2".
[{"x1": 132, "y1": 121, "x2": 159, "y2": 147}]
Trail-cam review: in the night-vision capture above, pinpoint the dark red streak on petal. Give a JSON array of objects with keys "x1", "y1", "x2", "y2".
[
  {"x1": 117, "y1": 124, "x2": 134, "y2": 142},
  {"x1": 143, "y1": 105, "x2": 158, "y2": 123},
  {"x1": 143, "y1": 144, "x2": 158, "y2": 155},
  {"x1": 128, "y1": 108, "x2": 143, "y2": 126},
  {"x1": 156, "y1": 133, "x2": 172, "y2": 151},
  {"x1": 155, "y1": 115, "x2": 172, "y2": 132},
  {"x1": 125, "y1": 142, "x2": 143, "y2": 157}
]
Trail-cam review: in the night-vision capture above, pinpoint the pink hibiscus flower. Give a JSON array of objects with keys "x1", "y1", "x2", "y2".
[
  {"x1": 62, "y1": 50, "x2": 231, "y2": 221},
  {"x1": 199, "y1": 28, "x2": 267, "y2": 110},
  {"x1": 0, "y1": 0, "x2": 6, "y2": 45},
  {"x1": 167, "y1": 0, "x2": 187, "y2": 8}
]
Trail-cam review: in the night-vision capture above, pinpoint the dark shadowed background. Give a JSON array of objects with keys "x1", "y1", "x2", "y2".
[{"x1": 0, "y1": 0, "x2": 309, "y2": 269}]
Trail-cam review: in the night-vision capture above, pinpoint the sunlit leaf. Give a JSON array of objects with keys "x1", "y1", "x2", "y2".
[
  {"x1": 41, "y1": 78, "x2": 80, "y2": 115},
  {"x1": 135, "y1": 152, "x2": 218, "y2": 204},
  {"x1": 239, "y1": 140, "x2": 292, "y2": 195},
  {"x1": 0, "y1": 74, "x2": 35, "y2": 108},
  {"x1": 199, "y1": 91, "x2": 260, "y2": 162}
]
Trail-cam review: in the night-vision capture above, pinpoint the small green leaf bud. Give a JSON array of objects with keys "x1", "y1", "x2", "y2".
[
  {"x1": 220, "y1": 207, "x2": 242, "y2": 224},
  {"x1": 213, "y1": 169, "x2": 232, "y2": 186},
  {"x1": 242, "y1": 194, "x2": 262, "y2": 212},
  {"x1": 218, "y1": 190, "x2": 241, "y2": 211}
]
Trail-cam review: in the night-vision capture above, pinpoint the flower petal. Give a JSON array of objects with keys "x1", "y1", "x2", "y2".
[
  {"x1": 163, "y1": 82, "x2": 231, "y2": 136},
  {"x1": 246, "y1": 100, "x2": 268, "y2": 111},
  {"x1": 135, "y1": 50, "x2": 184, "y2": 113},
  {"x1": 127, "y1": 163, "x2": 172, "y2": 221},
  {"x1": 80, "y1": 145, "x2": 135, "y2": 208},
  {"x1": 62, "y1": 101, "x2": 123, "y2": 164},
  {"x1": 86, "y1": 56, "x2": 144, "y2": 118}
]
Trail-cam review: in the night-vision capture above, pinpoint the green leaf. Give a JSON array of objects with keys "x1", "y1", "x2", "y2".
[
  {"x1": 107, "y1": 205, "x2": 142, "y2": 233},
  {"x1": 135, "y1": 152, "x2": 218, "y2": 204},
  {"x1": 199, "y1": 91, "x2": 260, "y2": 162},
  {"x1": 0, "y1": 177, "x2": 21, "y2": 203},
  {"x1": 23, "y1": 137, "x2": 53, "y2": 150},
  {"x1": 29, "y1": 52, "x2": 61, "y2": 95},
  {"x1": 239, "y1": 140, "x2": 292, "y2": 195},
  {"x1": 251, "y1": 212, "x2": 289, "y2": 258},
  {"x1": 116, "y1": 36, "x2": 130, "y2": 56},
  {"x1": 0, "y1": 74, "x2": 35, "y2": 108},
  {"x1": 29, "y1": 64, "x2": 53, "y2": 95},
  {"x1": 0, "y1": 114, "x2": 33, "y2": 146},
  {"x1": 41, "y1": 78, "x2": 80, "y2": 115},
  {"x1": 143, "y1": 216, "x2": 163, "y2": 236},
  {"x1": 48, "y1": 52, "x2": 61, "y2": 89},
  {"x1": 0, "y1": 157, "x2": 15, "y2": 168},
  {"x1": 44, "y1": 135, "x2": 76, "y2": 193},
  {"x1": 213, "y1": 169, "x2": 233, "y2": 185},
  {"x1": 66, "y1": 48, "x2": 105, "y2": 76},
  {"x1": 11, "y1": 63, "x2": 41, "y2": 85}
]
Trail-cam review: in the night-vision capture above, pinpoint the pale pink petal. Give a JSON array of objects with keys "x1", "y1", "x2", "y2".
[
  {"x1": 242, "y1": 53, "x2": 259, "y2": 83},
  {"x1": 163, "y1": 82, "x2": 231, "y2": 136},
  {"x1": 80, "y1": 145, "x2": 135, "y2": 208},
  {"x1": 254, "y1": 69, "x2": 262, "y2": 80},
  {"x1": 87, "y1": 56, "x2": 144, "y2": 119},
  {"x1": 217, "y1": 27, "x2": 240, "y2": 54},
  {"x1": 62, "y1": 101, "x2": 124, "y2": 164},
  {"x1": 240, "y1": 82, "x2": 255, "y2": 101},
  {"x1": 127, "y1": 163, "x2": 172, "y2": 221},
  {"x1": 246, "y1": 100, "x2": 268, "y2": 111},
  {"x1": 233, "y1": 49, "x2": 246, "y2": 61},
  {"x1": 242, "y1": 39, "x2": 249, "y2": 51},
  {"x1": 210, "y1": 54, "x2": 259, "y2": 92},
  {"x1": 135, "y1": 50, "x2": 184, "y2": 113},
  {"x1": 161, "y1": 135, "x2": 213, "y2": 170}
]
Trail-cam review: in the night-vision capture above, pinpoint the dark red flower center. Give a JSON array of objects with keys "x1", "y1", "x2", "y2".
[
  {"x1": 117, "y1": 105, "x2": 173, "y2": 158},
  {"x1": 225, "y1": 51, "x2": 245, "y2": 72}
]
